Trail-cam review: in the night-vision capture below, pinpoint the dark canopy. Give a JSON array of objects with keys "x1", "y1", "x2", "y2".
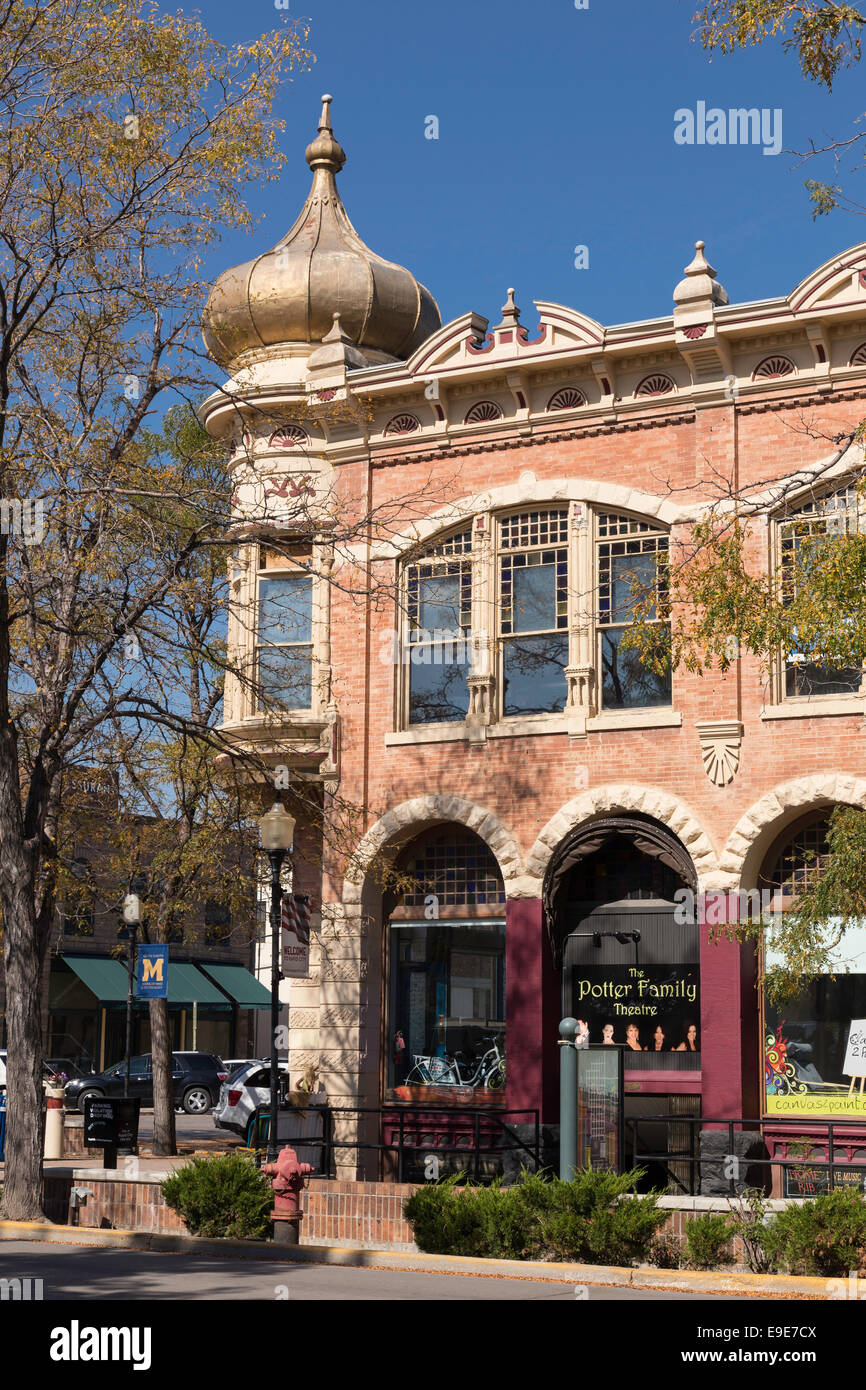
[{"x1": 542, "y1": 815, "x2": 697, "y2": 966}]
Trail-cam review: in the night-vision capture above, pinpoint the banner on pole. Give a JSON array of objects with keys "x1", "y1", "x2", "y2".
[
  {"x1": 136, "y1": 944, "x2": 168, "y2": 998},
  {"x1": 281, "y1": 892, "x2": 311, "y2": 978}
]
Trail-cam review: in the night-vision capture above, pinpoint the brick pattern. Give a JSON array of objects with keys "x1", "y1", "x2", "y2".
[{"x1": 38, "y1": 1172, "x2": 770, "y2": 1267}]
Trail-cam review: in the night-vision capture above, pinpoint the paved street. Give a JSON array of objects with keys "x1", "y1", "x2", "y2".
[{"x1": 0, "y1": 1241, "x2": 720, "y2": 1300}]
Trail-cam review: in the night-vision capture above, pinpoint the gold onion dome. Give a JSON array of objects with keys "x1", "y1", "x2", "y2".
[{"x1": 203, "y1": 95, "x2": 441, "y2": 368}]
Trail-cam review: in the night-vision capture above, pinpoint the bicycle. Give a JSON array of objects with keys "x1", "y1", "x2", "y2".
[{"x1": 403, "y1": 1035, "x2": 505, "y2": 1089}]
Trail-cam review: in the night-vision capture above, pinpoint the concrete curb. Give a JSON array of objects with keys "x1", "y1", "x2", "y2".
[{"x1": 0, "y1": 1221, "x2": 831, "y2": 1296}]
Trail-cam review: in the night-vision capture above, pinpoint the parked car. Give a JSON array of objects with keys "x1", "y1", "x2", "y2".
[
  {"x1": 213, "y1": 1060, "x2": 290, "y2": 1141},
  {"x1": 0, "y1": 1051, "x2": 89, "y2": 1090},
  {"x1": 220, "y1": 1058, "x2": 266, "y2": 1081},
  {"x1": 64, "y1": 1051, "x2": 227, "y2": 1114}
]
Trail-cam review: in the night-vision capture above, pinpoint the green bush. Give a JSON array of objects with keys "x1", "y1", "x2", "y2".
[
  {"x1": 683, "y1": 1212, "x2": 736, "y2": 1269},
  {"x1": 161, "y1": 1152, "x2": 274, "y2": 1240},
  {"x1": 404, "y1": 1168, "x2": 667, "y2": 1266},
  {"x1": 762, "y1": 1188, "x2": 866, "y2": 1276}
]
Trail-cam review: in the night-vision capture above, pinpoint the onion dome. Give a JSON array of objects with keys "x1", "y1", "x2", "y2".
[{"x1": 203, "y1": 96, "x2": 441, "y2": 368}]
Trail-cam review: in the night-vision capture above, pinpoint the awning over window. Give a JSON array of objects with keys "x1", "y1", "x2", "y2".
[
  {"x1": 167, "y1": 963, "x2": 229, "y2": 1007},
  {"x1": 60, "y1": 955, "x2": 129, "y2": 1003},
  {"x1": 197, "y1": 963, "x2": 271, "y2": 1009}
]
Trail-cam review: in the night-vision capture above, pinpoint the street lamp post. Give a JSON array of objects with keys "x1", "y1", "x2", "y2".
[
  {"x1": 259, "y1": 800, "x2": 296, "y2": 1164},
  {"x1": 121, "y1": 891, "x2": 143, "y2": 1100}
]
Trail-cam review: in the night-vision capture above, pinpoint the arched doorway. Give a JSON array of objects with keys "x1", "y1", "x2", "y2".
[{"x1": 543, "y1": 815, "x2": 700, "y2": 1188}]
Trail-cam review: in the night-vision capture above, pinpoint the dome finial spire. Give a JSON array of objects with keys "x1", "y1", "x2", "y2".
[{"x1": 306, "y1": 92, "x2": 346, "y2": 173}]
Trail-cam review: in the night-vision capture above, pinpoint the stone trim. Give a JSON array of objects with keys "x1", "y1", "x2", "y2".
[
  {"x1": 525, "y1": 784, "x2": 719, "y2": 894},
  {"x1": 342, "y1": 795, "x2": 524, "y2": 905},
  {"x1": 721, "y1": 774, "x2": 866, "y2": 887},
  {"x1": 368, "y1": 477, "x2": 685, "y2": 563}
]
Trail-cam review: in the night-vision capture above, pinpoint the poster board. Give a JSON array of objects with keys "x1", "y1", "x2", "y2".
[
  {"x1": 576, "y1": 1046, "x2": 624, "y2": 1173},
  {"x1": 842, "y1": 1020, "x2": 866, "y2": 1079}
]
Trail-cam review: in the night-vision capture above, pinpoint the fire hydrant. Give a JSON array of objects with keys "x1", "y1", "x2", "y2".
[{"x1": 262, "y1": 1146, "x2": 313, "y2": 1245}]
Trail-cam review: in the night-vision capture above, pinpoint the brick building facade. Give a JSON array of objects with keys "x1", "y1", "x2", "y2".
[{"x1": 201, "y1": 95, "x2": 866, "y2": 1180}]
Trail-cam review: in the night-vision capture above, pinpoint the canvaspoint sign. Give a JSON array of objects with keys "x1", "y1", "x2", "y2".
[{"x1": 571, "y1": 965, "x2": 700, "y2": 1053}]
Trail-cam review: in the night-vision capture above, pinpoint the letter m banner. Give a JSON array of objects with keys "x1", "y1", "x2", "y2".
[{"x1": 136, "y1": 944, "x2": 169, "y2": 998}]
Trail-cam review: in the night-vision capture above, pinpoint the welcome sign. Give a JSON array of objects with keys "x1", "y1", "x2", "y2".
[{"x1": 571, "y1": 965, "x2": 700, "y2": 1053}]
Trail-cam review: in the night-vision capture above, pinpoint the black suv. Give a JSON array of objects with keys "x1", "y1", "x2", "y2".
[{"x1": 64, "y1": 1052, "x2": 226, "y2": 1114}]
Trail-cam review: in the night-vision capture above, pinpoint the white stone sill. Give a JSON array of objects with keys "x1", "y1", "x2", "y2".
[
  {"x1": 384, "y1": 709, "x2": 682, "y2": 745},
  {"x1": 761, "y1": 699, "x2": 864, "y2": 720},
  {"x1": 586, "y1": 711, "x2": 682, "y2": 732}
]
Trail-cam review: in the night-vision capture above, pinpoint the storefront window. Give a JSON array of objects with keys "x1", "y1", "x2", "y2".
[
  {"x1": 389, "y1": 920, "x2": 506, "y2": 1090},
  {"x1": 387, "y1": 827, "x2": 506, "y2": 1095},
  {"x1": 761, "y1": 813, "x2": 866, "y2": 1116}
]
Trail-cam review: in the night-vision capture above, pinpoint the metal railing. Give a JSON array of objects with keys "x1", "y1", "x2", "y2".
[
  {"x1": 628, "y1": 1114, "x2": 866, "y2": 1197},
  {"x1": 250, "y1": 1102, "x2": 541, "y2": 1182}
]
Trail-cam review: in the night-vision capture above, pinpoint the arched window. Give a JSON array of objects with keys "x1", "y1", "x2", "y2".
[
  {"x1": 597, "y1": 512, "x2": 671, "y2": 711},
  {"x1": 402, "y1": 527, "x2": 473, "y2": 726},
  {"x1": 777, "y1": 482, "x2": 865, "y2": 700},
  {"x1": 395, "y1": 503, "x2": 674, "y2": 731},
  {"x1": 387, "y1": 828, "x2": 506, "y2": 1097}
]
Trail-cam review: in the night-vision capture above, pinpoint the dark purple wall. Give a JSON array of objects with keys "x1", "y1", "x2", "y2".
[{"x1": 505, "y1": 897, "x2": 561, "y2": 1122}]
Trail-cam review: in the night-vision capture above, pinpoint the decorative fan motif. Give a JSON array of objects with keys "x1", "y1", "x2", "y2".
[
  {"x1": 316, "y1": 388, "x2": 337, "y2": 401},
  {"x1": 753, "y1": 356, "x2": 795, "y2": 380},
  {"x1": 546, "y1": 387, "x2": 586, "y2": 411},
  {"x1": 269, "y1": 426, "x2": 309, "y2": 448},
  {"x1": 697, "y1": 720, "x2": 743, "y2": 786},
  {"x1": 463, "y1": 400, "x2": 503, "y2": 424},
  {"x1": 635, "y1": 374, "x2": 675, "y2": 397},
  {"x1": 850, "y1": 342, "x2": 866, "y2": 367},
  {"x1": 683, "y1": 324, "x2": 708, "y2": 340},
  {"x1": 384, "y1": 413, "x2": 421, "y2": 436}
]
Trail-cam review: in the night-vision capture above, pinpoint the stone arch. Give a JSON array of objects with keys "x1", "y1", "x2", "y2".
[
  {"x1": 367, "y1": 477, "x2": 686, "y2": 563},
  {"x1": 525, "y1": 784, "x2": 719, "y2": 895},
  {"x1": 342, "y1": 795, "x2": 525, "y2": 906},
  {"x1": 721, "y1": 774, "x2": 866, "y2": 891}
]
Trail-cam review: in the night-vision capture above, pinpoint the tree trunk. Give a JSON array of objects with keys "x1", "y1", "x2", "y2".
[
  {"x1": 149, "y1": 997, "x2": 176, "y2": 1157},
  {"x1": 0, "y1": 897, "x2": 47, "y2": 1221}
]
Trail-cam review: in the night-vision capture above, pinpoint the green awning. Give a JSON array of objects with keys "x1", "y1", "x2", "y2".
[
  {"x1": 166, "y1": 962, "x2": 229, "y2": 1006},
  {"x1": 60, "y1": 955, "x2": 129, "y2": 1003},
  {"x1": 197, "y1": 962, "x2": 271, "y2": 1009}
]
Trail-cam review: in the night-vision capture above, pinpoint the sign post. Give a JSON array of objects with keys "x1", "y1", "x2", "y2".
[
  {"x1": 558, "y1": 1017, "x2": 578, "y2": 1180},
  {"x1": 83, "y1": 1096, "x2": 141, "y2": 1170}
]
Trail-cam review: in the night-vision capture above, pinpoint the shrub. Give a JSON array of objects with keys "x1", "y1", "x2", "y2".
[
  {"x1": 161, "y1": 1152, "x2": 274, "y2": 1240},
  {"x1": 727, "y1": 1189, "x2": 775, "y2": 1274},
  {"x1": 649, "y1": 1231, "x2": 683, "y2": 1269},
  {"x1": 683, "y1": 1212, "x2": 735, "y2": 1269},
  {"x1": 762, "y1": 1188, "x2": 866, "y2": 1276},
  {"x1": 404, "y1": 1167, "x2": 667, "y2": 1266}
]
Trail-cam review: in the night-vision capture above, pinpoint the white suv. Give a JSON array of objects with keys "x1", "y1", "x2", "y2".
[{"x1": 213, "y1": 1061, "x2": 290, "y2": 1142}]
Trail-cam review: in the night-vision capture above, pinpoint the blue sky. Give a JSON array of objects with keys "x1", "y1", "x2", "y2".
[{"x1": 190, "y1": 0, "x2": 866, "y2": 333}]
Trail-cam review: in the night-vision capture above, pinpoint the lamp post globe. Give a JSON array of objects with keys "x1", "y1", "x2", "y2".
[{"x1": 259, "y1": 801, "x2": 296, "y2": 852}]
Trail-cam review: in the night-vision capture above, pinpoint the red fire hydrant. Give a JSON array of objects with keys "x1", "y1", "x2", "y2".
[{"x1": 262, "y1": 1146, "x2": 313, "y2": 1245}]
